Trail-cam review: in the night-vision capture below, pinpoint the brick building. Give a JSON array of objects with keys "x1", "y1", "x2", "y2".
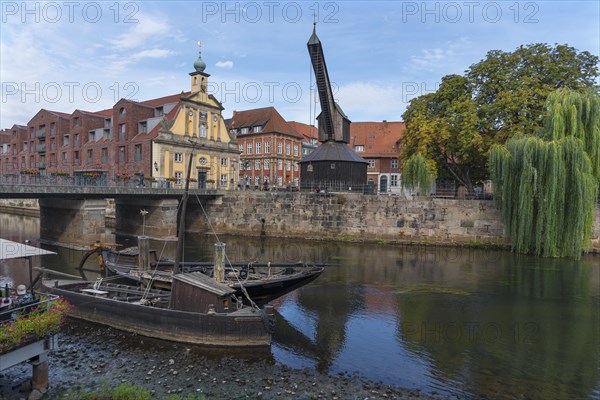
[
  {"x1": 227, "y1": 107, "x2": 303, "y2": 189},
  {"x1": 0, "y1": 46, "x2": 239, "y2": 189}
]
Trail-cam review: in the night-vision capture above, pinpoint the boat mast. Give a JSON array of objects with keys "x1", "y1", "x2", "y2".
[{"x1": 173, "y1": 144, "x2": 195, "y2": 274}]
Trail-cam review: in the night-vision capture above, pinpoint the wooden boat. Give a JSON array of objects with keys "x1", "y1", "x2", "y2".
[
  {"x1": 43, "y1": 273, "x2": 274, "y2": 347},
  {"x1": 87, "y1": 246, "x2": 325, "y2": 305}
]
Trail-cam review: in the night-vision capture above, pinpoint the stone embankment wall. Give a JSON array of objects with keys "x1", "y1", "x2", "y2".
[
  {"x1": 188, "y1": 192, "x2": 510, "y2": 247},
  {"x1": 1, "y1": 195, "x2": 599, "y2": 252}
]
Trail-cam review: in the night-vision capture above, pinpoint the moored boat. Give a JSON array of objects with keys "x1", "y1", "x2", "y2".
[
  {"x1": 91, "y1": 245, "x2": 325, "y2": 305},
  {"x1": 43, "y1": 272, "x2": 274, "y2": 347}
]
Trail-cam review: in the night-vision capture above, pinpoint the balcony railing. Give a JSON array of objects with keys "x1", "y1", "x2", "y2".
[{"x1": 35, "y1": 130, "x2": 46, "y2": 139}]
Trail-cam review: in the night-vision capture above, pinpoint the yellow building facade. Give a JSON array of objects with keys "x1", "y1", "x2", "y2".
[{"x1": 152, "y1": 47, "x2": 240, "y2": 189}]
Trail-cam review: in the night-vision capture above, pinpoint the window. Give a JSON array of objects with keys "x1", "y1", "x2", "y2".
[
  {"x1": 87, "y1": 149, "x2": 93, "y2": 164},
  {"x1": 200, "y1": 125, "x2": 207, "y2": 138},
  {"x1": 255, "y1": 176, "x2": 260, "y2": 186},
  {"x1": 391, "y1": 175, "x2": 399, "y2": 187},
  {"x1": 265, "y1": 141, "x2": 271, "y2": 153},
  {"x1": 253, "y1": 126, "x2": 262, "y2": 133},
  {"x1": 277, "y1": 176, "x2": 282, "y2": 186},
  {"x1": 264, "y1": 159, "x2": 270, "y2": 170},
  {"x1": 241, "y1": 127, "x2": 249, "y2": 134},
  {"x1": 174, "y1": 153, "x2": 183, "y2": 163},
  {"x1": 255, "y1": 160, "x2": 261, "y2": 170},
  {"x1": 50, "y1": 123, "x2": 55, "y2": 136},
  {"x1": 256, "y1": 142, "x2": 261, "y2": 154},
  {"x1": 63, "y1": 135, "x2": 70, "y2": 146},
  {"x1": 221, "y1": 174, "x2": 228, "y2": 186},
  {"x1": 62, "y1": 152, "x2": 68, "y2": 165},
  {"x1": 119, "y1": 146, "x2": 126, "y2": 163},
  {"x1": 74, "y1": 134, "x2": 80, "y2": 148},
  {"x1": 74, "y1": 151, "x2": 80, "y2": 165},
  {"x1": 294, "y1": 162, "x2": 298, "y2": 171},
  {"x1": 103, "y1": 129, "x2": 111, "y2": 140},
  {"x1": 391, "y1": 159, "x2": 398, "y2": 169},
  {"x1": 354, "y1": 145, "x2": 365, "y2": 152},
  {"x1": 135, "y1": 144, "x2": 142, "y2": 161},
  {"x1": 293, "y1": 177, "x2": 299, "y2": 186},
  {"x1": 285, "y1": 143, "x2": 290, "y2": 155},
  {"x1": 89, "y1": 131, "x2": 96, "y2": 142},
  {"x1": 119, "y1": 124, "x2": 126, "y2": 141},
  {"x1": 139, "y1": 122, "x2": 147, "y2": 134},
  {"x1": 119, "y1": 107, "x2": 126, "y2": 118},
  {"x1": 72, "y1": 118, "x2": 79, "y2": 127},
  {"x1": 277, "y1": 143, "x2": 282, "y2": 154},
  {"x1": 221, "y1": 158, "x2": 228, "y2": 167},
  {"x1": 278, "y1": 160, "x2": 283, "y2": 170},
  {"x1": 293, "y1": 145, "x2": 298, "y2": 156},
  {"x1": 23, "y1": 142, "x2": 28, "y2": 152},
  {"x1": 239, "y1": 144, "x2": 244, "y2": 154},
  {"x1": 101, "y1": 148, "x2": 108, "y2": 163},
  {"x1": 155, "y1": 107, "x2": 164, "y2": 117},
  {"x1": 246, "y1": 143, "x2": 252, "y2": 154},
  {"x1": 286, "y1": 160, "x2": 291, "y2": 171},
  {"x1": 175, "y1": 171, "x2": 182, "y2": 185},
  {"x1": 368, "y1": 159, "x2": 375, "y2": 168}
]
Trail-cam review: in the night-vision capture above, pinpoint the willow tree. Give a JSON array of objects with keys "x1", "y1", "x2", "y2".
[
  {"x1": 401, "y1": 153, "x2": 436, "y2": 195},
  {"x1": 490, "y1": 89, "x2": 600, "y2": 259}
]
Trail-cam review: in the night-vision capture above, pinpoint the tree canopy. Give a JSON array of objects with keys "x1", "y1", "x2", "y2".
[
  {"x1": 489, "y1": 89, "x2": 600, "y2": 259},
  {"x1": 401, "y1": 43, "x2": 599, "y2": 191}
]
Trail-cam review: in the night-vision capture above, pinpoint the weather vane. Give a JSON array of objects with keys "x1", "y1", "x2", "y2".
[{"x1": 312, "y1": 11, "x2": 317, "y2": 26}]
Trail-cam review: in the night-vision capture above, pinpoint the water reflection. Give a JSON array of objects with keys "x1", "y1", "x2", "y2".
[{"x1": 0, "y1": 214, "x2": 598, "y2": 399}]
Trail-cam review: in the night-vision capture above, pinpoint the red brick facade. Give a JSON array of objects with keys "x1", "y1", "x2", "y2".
[{"x1": 228, "y1": 107, "x2": 303, "y2": 189}]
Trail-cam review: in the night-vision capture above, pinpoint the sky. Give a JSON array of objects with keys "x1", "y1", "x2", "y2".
[{"x1": 1, "y1": 1, "x2": 599, "y2": 129}]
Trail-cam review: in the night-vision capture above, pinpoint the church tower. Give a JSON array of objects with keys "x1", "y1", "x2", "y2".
[{"x1": 190, "y1": 41, "x2": 209, "y2": 103}]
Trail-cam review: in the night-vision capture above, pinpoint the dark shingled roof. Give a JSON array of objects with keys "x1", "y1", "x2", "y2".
[{"x1": 299, "y1": 141, "x2": 368, "y2": 164}]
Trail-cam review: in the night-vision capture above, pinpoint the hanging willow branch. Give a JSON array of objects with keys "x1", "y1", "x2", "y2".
[
  {"x1": 489, "y1": 89, "x2": 599, "y2": 259},
  {"x1": 401, "y1": 153, "x2": 436, "y2": 195}
]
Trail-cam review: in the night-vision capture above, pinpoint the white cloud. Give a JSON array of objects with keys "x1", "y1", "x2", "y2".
[
  {"x1": 215, "y1": 60, "x2": 234, "y2": 69},
  {"x1": 132, "y1": 49, "x2": 176, "y2": 60},
  {"x1": 106, "y1": 14, "x2": 175, "y2": 50}
]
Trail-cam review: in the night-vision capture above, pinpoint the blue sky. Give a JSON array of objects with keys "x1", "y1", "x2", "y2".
[{"x1": 1, "y1": 1, "x2": 598, "y2": 129}]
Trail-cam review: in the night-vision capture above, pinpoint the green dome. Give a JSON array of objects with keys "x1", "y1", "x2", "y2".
[{"x1": 194, "y1": 53, "x2": 206, "y2": 73}]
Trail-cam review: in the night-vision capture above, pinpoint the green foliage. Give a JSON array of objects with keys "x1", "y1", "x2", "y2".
[
  {"x1": 64, "y1": 383, "x2": 208, "y2": 400},
  {"x1": 401, "y1": 153, "x2": 435, "y2": 195},
  {"x1": 402, "y1": 44, "x2": 598, "y2": 190},
  {"x1": 489, "y1": 90, "x2": 600, "y2": 259}
]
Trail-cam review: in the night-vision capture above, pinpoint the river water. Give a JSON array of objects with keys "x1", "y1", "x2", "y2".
[{"x1": 1, "y1": 213, "x2": 599, "y2": 400}]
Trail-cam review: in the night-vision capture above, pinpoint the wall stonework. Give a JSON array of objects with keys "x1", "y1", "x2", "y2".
[{"x1": 191, "y1": 192, "x2": 510, "y2": 246}]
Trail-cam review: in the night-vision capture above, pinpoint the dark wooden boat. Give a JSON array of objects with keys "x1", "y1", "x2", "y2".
[
  {"x1": 43, "y1": 273, "x2": 274, "y2": 347},
  {"x1": 90, "y1": 246, "x2": 325, "y2": 305}
]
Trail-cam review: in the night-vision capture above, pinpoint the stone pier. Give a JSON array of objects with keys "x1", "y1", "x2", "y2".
[
  {"x1": 114, "y1": 199, "x2": 179, "y2": 239},
  {"x1": 39, "y1": 199, "x2": 110, "y2": 248}
]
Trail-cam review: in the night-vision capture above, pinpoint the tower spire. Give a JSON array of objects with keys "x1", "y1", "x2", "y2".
[{"x1": 193, "y1": 40, "x2": 206, "y2": 73}]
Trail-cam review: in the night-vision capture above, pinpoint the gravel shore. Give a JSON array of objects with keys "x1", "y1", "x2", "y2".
[{"x1": 0, "y1": 320, "x2": 449, "y2": 400}]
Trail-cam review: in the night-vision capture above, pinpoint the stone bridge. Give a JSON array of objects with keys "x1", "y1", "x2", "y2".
[{"x1": 0, "y1": 184, "x2": 222, "y2": 248}]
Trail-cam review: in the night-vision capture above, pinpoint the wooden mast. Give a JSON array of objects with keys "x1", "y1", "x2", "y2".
[{"x1": 173, "y1": 145, "x2": 195, "y2": 275}]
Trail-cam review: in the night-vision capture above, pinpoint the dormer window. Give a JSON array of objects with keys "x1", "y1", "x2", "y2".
[
  {"x1": 155, "y1": 107, "x2": 164, "y2": 117},
  {"x1": 354, "y1": 145, "x2": 365, "y2": 152},
  {"x1": 253, "y1": 126, "x2": 262, "y2": 133},
  {"x1": 240, "y1": 127, "x2": 249, "y2": 134},
  {"x1": 119, "y1": 107, "x2": 126, "y2": 117}
]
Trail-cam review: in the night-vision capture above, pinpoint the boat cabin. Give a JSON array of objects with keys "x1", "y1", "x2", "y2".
[{"x1": 171, "y1": 272, "x2": 237, "y2": 313}]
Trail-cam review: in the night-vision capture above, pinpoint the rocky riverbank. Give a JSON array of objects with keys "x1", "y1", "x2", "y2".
[{"x1": 1, "y1": 320, "x2": 449, "y2": 400}]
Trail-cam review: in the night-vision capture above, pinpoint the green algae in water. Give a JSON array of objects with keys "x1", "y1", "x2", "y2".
[{"x1": 396, "y1": 284, "x2": 473, "y2": 296}]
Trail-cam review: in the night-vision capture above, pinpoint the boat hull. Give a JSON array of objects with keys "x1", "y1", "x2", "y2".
[
  {"x1": 102, "y1": 254, "x2": 324, "y2": 305},
  {"x1": 44, "y1": 281, "x2": 272, "y2": 347}
]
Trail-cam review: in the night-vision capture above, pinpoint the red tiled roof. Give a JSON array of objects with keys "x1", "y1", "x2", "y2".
[
  {"x1": 349, "y1": 121, "x2": 405, "y2": 158},
  {"x1": 91, "y1": 108, "x2": 113, "y2": 117},
  {"x1": 287, "y1": 121, "x2": 318, "y2": 141},
  {"x1": 227, "y1": 107, "x2": 302, "y2": 138},
  {"x1": 45, "y1": 109, "x2": 71, "y2": 119},
  {"x1": 139, "y1": 92, "x2": 191, "y2": 108}
]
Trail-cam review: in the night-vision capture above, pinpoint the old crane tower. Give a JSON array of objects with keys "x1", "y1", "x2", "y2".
[{"x1": 299, "y1": 23, "x2": 368, "y2": 191}]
